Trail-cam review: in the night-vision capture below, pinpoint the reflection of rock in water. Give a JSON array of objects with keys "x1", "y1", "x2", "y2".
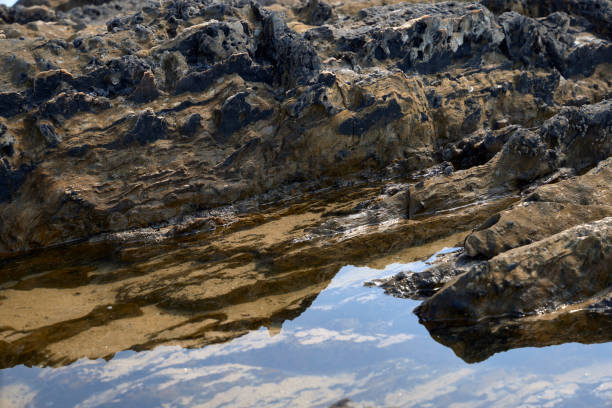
[
  {"x1": 372, "y1": 157, "x2": 612, "y2": 363},
  {"x1": 0, "y1": 180, "x2": 498, "y2": 369},
  {"x1": 422, "y1": 307, "x2": 612, "y2": 364},
  {"x1": 0, "y1": 233, "x2": 322, "y2": 369},
  {"x1": 1, "y1": 0, "x2": 611, "y2": 372}
]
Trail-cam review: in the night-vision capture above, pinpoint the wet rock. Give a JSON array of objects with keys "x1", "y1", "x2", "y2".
[
  {"x1": 0, "y1": 0, "x2": 610, "y2": 257},
  {"x1": 0, "y1": 0, "x2": 609, "y2": 372},
  {"x1": 416, "y1": 217, "x2": 612, "y2": 323}
]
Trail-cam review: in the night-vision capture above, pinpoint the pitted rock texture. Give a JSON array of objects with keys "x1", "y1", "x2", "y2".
[{"x1": 1, "y1": 0, "x2": 611, "y2": 254}]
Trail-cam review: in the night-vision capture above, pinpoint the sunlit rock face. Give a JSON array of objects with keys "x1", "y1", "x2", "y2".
[
  {"x1": 0, "y1": 0, "x2": 611, "y2": 254},
  {"x1": 0, "y1": 0, "x2": 611, "y2": 369}
]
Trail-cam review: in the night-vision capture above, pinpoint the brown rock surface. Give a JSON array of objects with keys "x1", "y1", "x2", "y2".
[
  {"x1": 465, "y1": 156, "x2": 612, "y2": 258},
  {"x1": 0, "y1": 0, "x2": 611, "y2": 368},
  {"x1": 0, "y1": 0, "x2": 610, "y2": 254},
  {"x1": 416, "y1": 216, "x2": 612, "y2": 322}
]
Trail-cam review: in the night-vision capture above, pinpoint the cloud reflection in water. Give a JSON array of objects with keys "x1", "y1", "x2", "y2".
[{"x1": 1, "y1": 248, "x2": 611, "y2": 407}]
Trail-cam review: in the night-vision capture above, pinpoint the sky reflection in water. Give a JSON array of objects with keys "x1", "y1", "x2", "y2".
[{"x1": 1, "y1": 248, "x2": 611, "y2": 407}]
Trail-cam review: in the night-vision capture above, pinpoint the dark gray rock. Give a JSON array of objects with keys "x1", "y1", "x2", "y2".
[
  {"x1": 67, "y1": 144, "x2": 91, "y2": 158},
  {"x1": 515, "y1": 70, "x2": 560, "y2": 105},
  {"x1": 253, "y1": 3, "x2": 321, "y2": 87},
  {"x1": 482, "y1": 0, "x2": 612, "y2": 40},
  {"x1": 295, "y1": 0, "x2": 333, "y2": 26},
  {"x1": 441, "y1": 126, "x2": 518, "y2": 170},
  {"x1": 39, "y1": 92, "x2": 111, "y2": 122},
  {"x1": 333, "y1": 2, "x2": 504, "y2": 73},
  {"x1": 39, "y1": 123, "x2": 61, "y2": 147},
  {"x1": 285, "y1": 73, "x2": 340, "y2": 118},
  {"x1": 181, "y1": 113, "x2": 202, "y2": 136},
  {"x1": 106, "y1": 109, "x2": 169, "y2": 148},
  {"x1": 0, "y1": 93, "x2": 25, "y2": 118},
  {"x1": 216, "y1": 92, "x2": 273, "y2": 142},
  {"x1": 338, "y1": 99, "x2": 402, "y2": 136},
  {"x1": 12, "y1": 5, "x2": 56, "y2": 24},
  {"x1": 542, "y1": 99, "x2": 612, "y2": 172},
  {"x1": 498, "y1": 11, "x2": 612, "y2": 77},
  {"x1": 368, "y1": 262, "x2": 465, "y2": 300},
  {"x1": 0, "y1": 124, "x2": 15, "y2": 157},
  {"x1": 32, "y1": 70, "x2": 75, "y2": 102},
  {"x1": 170, "y1": 20, "x2": 255, "y2": 66},
  {"x1": 175, "y1": 53, "x2": 274, "y2": 94},
  {"x1": 79, "y1": 55, "x2": 152, "y2": 98},
  {"x1": 0, "y1": 158, "x2": 34, "y2": 203}
]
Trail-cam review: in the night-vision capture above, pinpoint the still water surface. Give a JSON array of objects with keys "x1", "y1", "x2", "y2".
[{"x1": 1, "y1": 248, "x2": 611, "y2": 407}]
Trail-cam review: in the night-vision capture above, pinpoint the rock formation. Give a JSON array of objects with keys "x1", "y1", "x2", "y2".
[{"x1": 0, "y1": 0, "x2": 610, "y2": 366}]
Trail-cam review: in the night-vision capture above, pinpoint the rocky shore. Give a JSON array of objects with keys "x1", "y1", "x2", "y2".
[{"x1": 0, "y1": 0, "x2": 610, "y2": 366}]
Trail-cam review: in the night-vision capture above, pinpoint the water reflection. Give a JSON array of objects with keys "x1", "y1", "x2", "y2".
[
  {"x1": 423, "y1": 309, "x2": 612, "y2": 364},
  {"x1": 1, "y1": 249, "x2": 611, "y2": 407}
]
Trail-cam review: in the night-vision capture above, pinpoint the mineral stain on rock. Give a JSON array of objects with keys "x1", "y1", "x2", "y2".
[{"x1": 0, "y1": 0, "x2": 611, "y2": 401}]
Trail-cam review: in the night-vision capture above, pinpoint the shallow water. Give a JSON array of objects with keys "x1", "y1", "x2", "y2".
[{"x1": 1, "y1": 248, "x2": 611, "y2": 408}]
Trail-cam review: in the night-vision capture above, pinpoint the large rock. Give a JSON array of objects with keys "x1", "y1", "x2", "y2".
[
  {"x1": 465, "y1": 157, "x2": 612, "y2": 258},
  {"x1": 0, "y1": 0, "x2": 611, "y2": 370},
  {"x1": 332, "y1": 2, "x2": 505, "y2": 73},
  {"x1": 482, "y1": 0, "x2": 612, "y2": 39},
  {"x1": 0, "y1": 0, "x2": 610, "y2": 256},
  {"x1": 416, "y1": 217, "x2": 612, "y2": 322}
]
